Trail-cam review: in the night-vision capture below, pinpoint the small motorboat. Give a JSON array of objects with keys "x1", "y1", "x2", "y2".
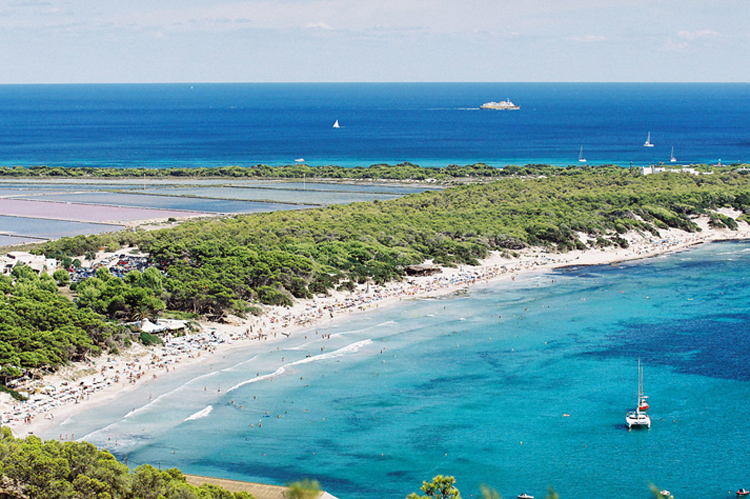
[
  {"x1": 517, "y1": 494, "x2": 534, "y2": 499},
  {"x1": 737, "y1": 489, "x2": 749, "y2": 497},
  {"x1": 659, "y1": 490, "x2": 671, "y2": 498}
]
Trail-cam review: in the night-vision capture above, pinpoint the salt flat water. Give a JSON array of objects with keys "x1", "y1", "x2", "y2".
[
  {"x1": 1, "y1": 83, "x2": 749, "y2": 168},
  {"x1": 12, "y1": 192, "x2": 316, "y2": 214},
  {"x1": 0, "y1": 179, "x2": 435, "y2": 244},
  {"x1": 0, "y1": 215, "x2": 122, "y2": 240},
  {"x1": 137, "y1": 187, "x2": 404, "y2": 205},
  {"x1": 42, "y1": 241, "x2": 750, "y2": 499}
]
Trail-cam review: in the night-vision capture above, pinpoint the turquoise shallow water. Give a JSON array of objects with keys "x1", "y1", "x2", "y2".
[{"x1": 43, "y1": 242, "x2": 750, "y2": 499}]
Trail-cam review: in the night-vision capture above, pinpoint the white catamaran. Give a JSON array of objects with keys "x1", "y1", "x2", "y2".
[
  {"x1": 626, "y1": 359, "x2": 651, "y2": 429},
  {"x1": 670, "y1": 146, "x2": 677, "y2": 163},
  {"x1": 644, "y1": 132, "x2": 654, "y2": 147},
  {"x1": 578, "y1": 146, "x2": 586, "y2": 163}
]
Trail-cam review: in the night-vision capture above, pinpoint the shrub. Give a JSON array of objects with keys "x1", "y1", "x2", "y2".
[{"x1": 139, "y1": 331, "x2": 163, "y2": 346}]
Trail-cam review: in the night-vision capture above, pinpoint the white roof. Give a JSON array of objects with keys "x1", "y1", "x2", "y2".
[
  {"x1": 140, "y1": 319, "x2": 187, "y2": 333},
  {"x1": 140, "y1": 319, "x2": 168, "y2": 333}
]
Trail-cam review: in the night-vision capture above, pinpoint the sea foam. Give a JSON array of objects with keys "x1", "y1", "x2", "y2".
[
  {"x1": 185, "y1": 405, "x2": 213, "y2": 421},
  {"x1": 225, "y1": 339, "x2": 373, "y2": 394}
]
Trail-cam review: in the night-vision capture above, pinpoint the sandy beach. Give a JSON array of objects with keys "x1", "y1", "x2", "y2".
[{"x1": 3, "y1": 211, "x2": 749, "y2": 439}]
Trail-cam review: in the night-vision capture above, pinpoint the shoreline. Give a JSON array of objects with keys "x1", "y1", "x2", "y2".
[{"x1": 3, "y1": 213, "x2": 750, "y2": 440}]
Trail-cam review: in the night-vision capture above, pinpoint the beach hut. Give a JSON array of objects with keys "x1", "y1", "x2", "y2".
[{"x1": 405, "y1": 263, "x2": 442, "y2": 277}]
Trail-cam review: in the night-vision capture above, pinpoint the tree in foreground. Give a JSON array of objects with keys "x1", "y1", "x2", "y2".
[
  {"x1": 0, "y1": 428, "x2": 255, "y2": 499},
  {"x1": 479, "y1": 484, "x2": 501, "y2": 499},
  {"x1": 286, "y1": 478, "x2": 321, "y2": 499},
  {"x1": 407, "y1": 475, "x2": 461, "y2": 499},
  {"x1": 412, "y1": 476, "x2": 565, "y2": 499}
]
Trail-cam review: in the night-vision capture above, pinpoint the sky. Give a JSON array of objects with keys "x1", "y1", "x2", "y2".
[{"x1": 0, "y1": 0, "x2": 748, "y2": 83}]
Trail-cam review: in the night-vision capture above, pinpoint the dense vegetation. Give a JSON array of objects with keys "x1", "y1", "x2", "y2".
[
  {"x1": 0, "y1": 162, "x2": 729, "y2": 182},
  {"x1": 3, "y1": 165, "x2": 749, "y2": 381},
  {"x1": 0, "y1": 263, "x2": 174, "y2": 390},
  {"x1": 0, "y1": 432, "x2": 668, "y2": 499},
  {"x1": 36, "y1": 166, "x2": 750, "y2": 319},
  {"x1": 0, "y1": 162, "x2": 520, "y2": 181},
  {"x1": 0, "y1": 266, "x2": 124, "y2": 383},
  {"x1": 73, "y1": 267, "x2": 166, "y2": 321},
  {"x1": 3, "y1": 166, "x2": 733, "y2": 497},
  {"x1": 0, "y1": 427, "x2": 254, "y2": 499}
]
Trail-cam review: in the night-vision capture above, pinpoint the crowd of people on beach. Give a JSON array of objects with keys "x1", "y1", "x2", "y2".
[
  {"x1": 1, "y1": 330, "x2": 230, "y2": 428},
  {"x1": 3, "y1": 224, "x2": 746, "y2": 435},
  {"x1": 3, "y1": 253, "x2": 560, "y2": 430}
]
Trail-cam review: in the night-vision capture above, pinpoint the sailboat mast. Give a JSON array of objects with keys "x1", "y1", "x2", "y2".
[{"x1": 639, "y1": 360, "x2": 644, "y2": 396}]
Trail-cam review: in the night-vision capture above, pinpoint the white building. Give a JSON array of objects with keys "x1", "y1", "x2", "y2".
[
  {"x1": 139, "y1": 318, "x2": 188, "y2": 334},
  {"x1": 641, "y1": 165, "x2": 711, "y2": 176},
  {"x1": 1, "y1": 252, "x2": 58, "y2": 276}
]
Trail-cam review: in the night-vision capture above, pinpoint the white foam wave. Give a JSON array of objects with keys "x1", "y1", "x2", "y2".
[
  {"x1": 122, "y1": 370, "x2": 219, "y2": 420},
  {"x1": 226, "y1": 339, "x2": 373, "y2": 394},
  {"x1": 332, "y1": 324, "x2": 383, "y2": 337},
  {"x1": 220, "y1": 355, "x2": 260, "y2": 372},
  {"x1": 187, "y1": 370, "x2": 220, "y2": 383},
  {"x1": 81, "y1": 420, "x2": 124, "y2": 442},
  {"x1": 288, "y1": 339, "x2": 372, "y2": 367},
  {"x1": 225, "y1": 366, "x2": 287, "y2": 394},
  {"x1": 185, "y1": 405, "x2": 213, "y2": 421}
]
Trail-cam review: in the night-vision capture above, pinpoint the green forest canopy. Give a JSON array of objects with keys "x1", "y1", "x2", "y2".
[
  {"x1": 0, "y1": 161, "x2": 734, "y2": 182},
  {"x1": 0, "y1": 265, "x2": 124, "y2": 378},
  {"x1": 2, "y1": 165, "x2": 741, "y2": 496},
  {"x1": 3, "y1": 165, "x2": 750, "y2": 380},
  {"x1": 36, "y1": 166, "x2": 750, "y2": 319},
  {"x1": 0, "y1": 162, "x2": 552, "y2": 181},
  {"x1": 0, "y1": 427, "x2": 254, "y2": 499}
]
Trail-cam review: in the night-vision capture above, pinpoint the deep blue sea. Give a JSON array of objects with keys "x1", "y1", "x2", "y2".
[
  {"x1": 41, "y1": 241, "x2": 750, "y2": 499},
  {"x1": 1, "y1": 83, "x2": 749, "y2": 168}
]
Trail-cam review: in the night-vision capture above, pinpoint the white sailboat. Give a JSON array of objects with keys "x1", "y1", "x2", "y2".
[
  {"x1": 333, "y1": 119, "x2": 340, "y2": 129},
  {"x1": 644, "y1": 132, "x2": 654, "y2": 147},
  {"x1": 578, "y1": 146, "x2": 586, "y2": 163},
  {"x1": 670, "y1": 147, "x2": 676, "y2": 163},
  {"x1": 626, "y1": 359, "x2": 651, "y2": 429}
]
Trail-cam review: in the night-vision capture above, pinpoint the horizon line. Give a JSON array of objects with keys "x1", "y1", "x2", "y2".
[{"x1": 0, "y1": 81, "x2": 749, "y2": 86}]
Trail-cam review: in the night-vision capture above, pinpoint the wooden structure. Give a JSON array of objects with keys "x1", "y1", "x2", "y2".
[{"x1": 404, "y1": 263, "x2": 441, "y2": 277}]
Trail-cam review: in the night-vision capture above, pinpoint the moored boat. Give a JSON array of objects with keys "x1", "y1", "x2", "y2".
[
  {"x1": 737, "y1": 489, "x2": 749, "y2": 496},
  {"x1": 517, "y1": 494, "x2": 534, "y2": 499},
  {"x1": 626, "y1": 359, "x2": 651, "y2": 429}
]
